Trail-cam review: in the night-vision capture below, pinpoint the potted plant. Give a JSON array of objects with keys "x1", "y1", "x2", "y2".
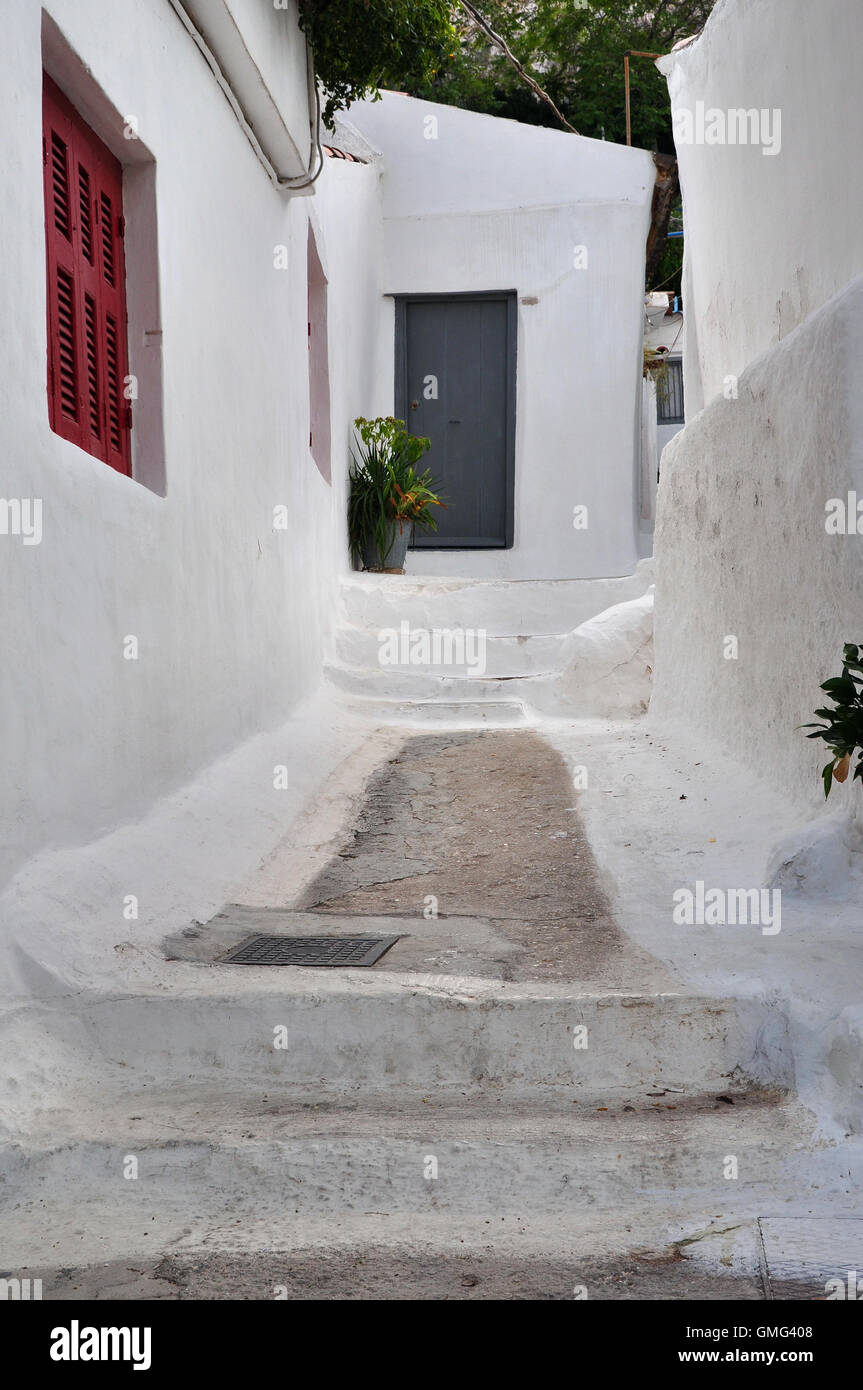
[
  {"x1": 802, "y1": 643, "x2": 863, "y2": 796},
  {"x1": 643, "y1": 345, "x2": 671, "y2": 402},
  {"x1": 348, "y1": 415, "x2": 445, "y2": 573}
]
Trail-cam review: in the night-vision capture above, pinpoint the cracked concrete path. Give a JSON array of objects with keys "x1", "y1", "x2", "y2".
[{"x1": 269, "y1": 728, "x2": 674, "y2": 987}]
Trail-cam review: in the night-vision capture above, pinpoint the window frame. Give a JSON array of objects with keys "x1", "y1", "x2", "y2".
[
  {"x1": 656, "y1": 356, "x2": 685, "y2": 426},
  {"x1": 42, "y1": 73, "x2": 132, "y2": 475}
]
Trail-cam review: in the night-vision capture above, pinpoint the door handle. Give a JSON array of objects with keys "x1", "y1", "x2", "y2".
[{"x1": 448, "y1": 418, "x2": 461, "y2": 424}]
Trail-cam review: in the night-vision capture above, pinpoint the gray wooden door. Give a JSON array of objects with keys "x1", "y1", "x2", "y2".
[{"x1": 395, "y1": 292, "x2": 516, "y2": 549}]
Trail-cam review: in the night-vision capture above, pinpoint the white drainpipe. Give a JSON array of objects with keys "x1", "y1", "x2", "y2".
[{"x1": 168, "y1": 0, "x2": 324, "y2": 191}]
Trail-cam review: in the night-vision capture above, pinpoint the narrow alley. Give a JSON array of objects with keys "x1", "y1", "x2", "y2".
[{"x1": 5, "y1": 0, "x2": 863, "y2": 1345}]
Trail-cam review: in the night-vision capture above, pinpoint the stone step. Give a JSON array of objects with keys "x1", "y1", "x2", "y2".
[
  {"x1": 333, "y1": 623, "x2": 566, "y2": 678},
  {"x1": 324, "y1": 658, "x2": 553, "y2": 704},
  {"x1": 338, "y1": 567, "x2": 653, "y2": 637},
  {"x1": 330, "y1": 693, "x2": 530, "y2": 727},
  {"x1": 10, "y1": 1229, "x2": 775, "y2": 1299},
  {"x1": 26, "y1": 1207, "x2": 863, "y2": 1301},
  {"x1": 0, "y1": 1091, "x2": 829, "y2": 1268},
  {"x1": 41, "y1": 982, "x2": 794, "y2": 1103}
]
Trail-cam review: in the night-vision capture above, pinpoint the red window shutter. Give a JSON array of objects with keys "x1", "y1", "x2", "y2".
[{"x1": 43, "y1": 75, "x2": 132, "y2": 476}]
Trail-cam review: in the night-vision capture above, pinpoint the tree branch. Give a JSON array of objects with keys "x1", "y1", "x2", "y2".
[{"x1": 456, "y1": 0, "x2": 579, "y2": 135}]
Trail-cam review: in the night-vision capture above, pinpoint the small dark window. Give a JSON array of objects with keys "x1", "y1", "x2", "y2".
[{"x1": 656, "y1": 357, "x2": 684, "y2": 425}]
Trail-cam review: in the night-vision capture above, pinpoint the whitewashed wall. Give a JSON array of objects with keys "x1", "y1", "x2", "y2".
[
  {"x1": 1, "y1": 1, "x2": 659, "y2": 892},
  {"x1": 652, "y1": 0, "x2": 863, "y2": 808},
  {"x1": 640, "y1": 378, "x2": 658, "y2": 535},
  {"x1": 658, "y1": 0, "x2": 863, "y2": 417},
  {"x1": 352, "y1": 94, "x2": 655, "y2": 581},
  {"x1": 0, "y1": 0, "x2": 385, "y2": 887},
  {"x1": 653, "y1": 273, "x2": 863, "y2": 809}
]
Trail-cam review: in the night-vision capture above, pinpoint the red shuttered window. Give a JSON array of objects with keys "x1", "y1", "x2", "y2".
[{"x1": 42, "y1": 74, "x2": 132, "y2": 475}]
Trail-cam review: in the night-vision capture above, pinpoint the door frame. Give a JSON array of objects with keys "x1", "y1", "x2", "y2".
[{"x1": 393, "y1": 290, "x2": 517, "y2": 549}]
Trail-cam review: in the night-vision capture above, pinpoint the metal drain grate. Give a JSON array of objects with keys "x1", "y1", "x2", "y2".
[{"x1": 219, "y1": 934, "x2": 400, "y2": 968}]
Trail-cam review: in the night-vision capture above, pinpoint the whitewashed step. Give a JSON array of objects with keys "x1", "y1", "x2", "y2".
[
  {"x1": 333, "y1": 695, "x2": 529, "y2": 728},
  {"x1": 323, "y1": 658, "x2": 553, "y2": 704},
  {"x1": 45, "y1": 985, "x2": 794, "y2": 1102},
  {"x1": 334, "y1": 623, "x2": 566, "y2": 678},
  {"x1": 4, "y1": 1088, "x2": 858, "y2": 1274},
  {"x1": 339, "y1": 566, "x2": 654, "y2": 636},
  {"x1": 0, "y1": 1093, "x2": 820, "y2": 1243}
]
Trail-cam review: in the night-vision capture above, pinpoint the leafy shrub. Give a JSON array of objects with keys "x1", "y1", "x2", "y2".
[{"x1": 802, "y1": 643, "x2": 863, "y2": 796}]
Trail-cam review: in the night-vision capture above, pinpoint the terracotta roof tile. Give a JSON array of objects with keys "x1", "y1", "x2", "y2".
[{"x1": 322, "y1": 144, "x2": 366, "y2": 163}]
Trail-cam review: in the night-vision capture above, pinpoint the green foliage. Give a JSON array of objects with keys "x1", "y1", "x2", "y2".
[
  {"x1": 348, "y1": 417, "x2": 445, "y2": 569},
  {"x1": 297, "y1": 0, "x2": 456, "y2": 128},
  {"x1": 410, "y1": 0, "x2": 717, "y2": 154},
  {"x1": 801, "y1": 644, "x2": 863, "y2": 797},
  {"x1": 643, "y1": 345, "x2": 669, "y2": 389}
]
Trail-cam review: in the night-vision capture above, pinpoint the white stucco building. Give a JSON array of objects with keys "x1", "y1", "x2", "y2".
[
  {"x1": 351, "y1": 93, "x2": 655, "y2": 581},
  {"x1": 2, "y1": 0, "x2": 387, "y2": 895},
  {"x1": 652, "y1": 0, "x2": 863, "y2": 810},
  {"x1": 1, "y1": 0, "x2": 658, "y2": 893}
]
